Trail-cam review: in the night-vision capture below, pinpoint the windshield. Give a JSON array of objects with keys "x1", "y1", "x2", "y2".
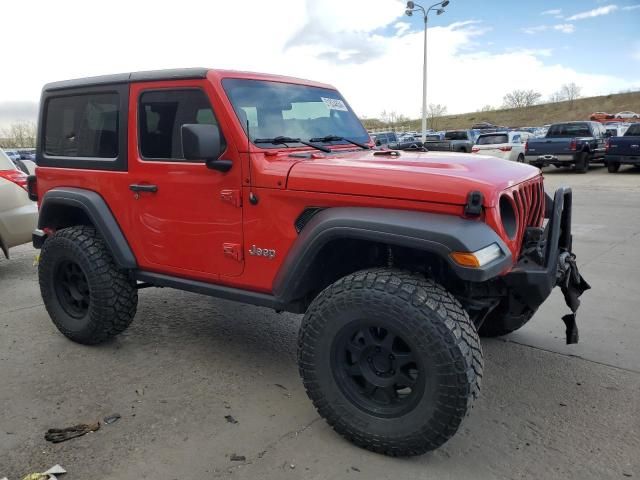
[
  {"x1": 477, "y1": 134, "x2": 508, "y2": 145},
  {"x1": 222, "y1": 79, "x2": 369, "y2": 147}
]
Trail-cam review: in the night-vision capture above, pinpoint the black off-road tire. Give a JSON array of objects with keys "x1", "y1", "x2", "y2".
[
  {"x1": 575, "y1": 152, "x2": 589, "y2": 173},
  {"x1": 607, "y1": 161, "x2": 621, "y2": 173},
  {"x1": 39, "y1": 225, "x2": 137, "y2": 345},
  {"x1": 298, "y1": 268, "x2": 483, "y2": 457}
]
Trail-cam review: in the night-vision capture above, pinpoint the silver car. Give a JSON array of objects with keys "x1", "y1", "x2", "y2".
[{"x1": 0, "y1": 149, "x2": 38, "y2": 259}]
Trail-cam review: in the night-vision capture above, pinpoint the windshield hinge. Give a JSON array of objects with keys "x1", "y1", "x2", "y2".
[{"x1": 464, "y1": 191, "x2": 484, "y2": 216}]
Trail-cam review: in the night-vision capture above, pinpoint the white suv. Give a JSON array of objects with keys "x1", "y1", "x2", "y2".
[{"x1": 0, "y1": 149, "x2": 38, "y2": 259}]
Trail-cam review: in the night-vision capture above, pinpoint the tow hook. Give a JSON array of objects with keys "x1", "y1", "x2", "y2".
[{"x1": 557, "y1": 251, "x2": 591, "y2": 344}]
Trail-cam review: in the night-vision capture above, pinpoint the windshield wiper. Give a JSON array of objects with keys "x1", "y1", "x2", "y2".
[
  {"x1": 254, "y1": 136, "x2": 331, "y2": 153},
  {"x1": 309, "y1": 135, "x2": 371, "y2": 150}
]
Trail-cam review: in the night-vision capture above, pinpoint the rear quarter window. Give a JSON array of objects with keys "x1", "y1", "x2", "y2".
[{"x1": 44, "y1": 93, "x2": 119, "y2": 158}]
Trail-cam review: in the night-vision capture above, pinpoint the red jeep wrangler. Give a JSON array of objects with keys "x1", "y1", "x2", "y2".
[{"x1": 30, "y1": 68, "x2": 589, "y2": 456}]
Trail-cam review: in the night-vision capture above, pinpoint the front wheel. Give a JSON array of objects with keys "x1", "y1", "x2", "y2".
[
  {"x1": 38, "y1": 225, "x2": 138, "y2": 345},
  {"x1": 298, "y1": 269, "x2": 483, "y2": 456}
]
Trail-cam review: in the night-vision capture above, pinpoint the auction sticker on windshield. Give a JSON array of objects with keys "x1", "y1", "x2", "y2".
[{"x1": 321, "y1": 97, "x2": 348, "y2": 111}]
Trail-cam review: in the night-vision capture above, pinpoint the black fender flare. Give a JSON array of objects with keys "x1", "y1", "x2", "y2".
[
  {"x1": 38, "y1": 187, "x2": 137, "y2": 269},
  {"x1": 273, "y1": 207, "x2": 512, "y2": 303}
]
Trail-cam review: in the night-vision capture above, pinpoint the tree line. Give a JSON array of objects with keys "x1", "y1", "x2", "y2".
[
  {"x1": 0, "y1": 121, "x2": 37, "y2": 148},
  {"x1": 364, "y1": 82, "x2": 583, "y2": 130}
]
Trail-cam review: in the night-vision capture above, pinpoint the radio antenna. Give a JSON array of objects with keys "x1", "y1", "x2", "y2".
[{"x1": 247, "y1": 119, "x2": 258, "y2": 205}]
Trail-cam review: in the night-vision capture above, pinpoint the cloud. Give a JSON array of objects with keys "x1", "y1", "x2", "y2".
[
  {"x1": 541, "y1": 8, "x2": 562, "y2": 15},
  {"x1": 523, "y1": 25, "x2": 548, "y2": 34},
  {"x1": 622, "y1": 4, "x2": 640, "y2": 10},
  {"x1": 0, "y1": 102, "x2": 39, "y2": 130},
  {"x1": 554, "y1": 23, "x2": 575, "y2": 33},
  {"x1": 566, "y1": 4, "x2": 619, "y2": 20},
  {"x1": 0, "y1": 0, "x2": 636, "y2": 122}
]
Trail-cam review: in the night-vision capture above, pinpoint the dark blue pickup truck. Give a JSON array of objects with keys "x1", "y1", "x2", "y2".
[
  {"x1": 605, "y1": 123, "x2": 640, "y2": 172},
  {"x1": 525, "y1": 121, "x2": 608, "y2": 173}
]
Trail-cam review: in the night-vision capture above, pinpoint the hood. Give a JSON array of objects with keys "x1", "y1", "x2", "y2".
[{"x1": 286, "y1": 150, "x2": 541, "y2": 207}]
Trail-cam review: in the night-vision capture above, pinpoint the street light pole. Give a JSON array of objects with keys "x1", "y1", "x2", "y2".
[
  {"x1": 421, "y1": 14, "x2": 428, "y2": 143},
  {"x1": 406, "y1": 1, "x2": 450, "y2": 143}
]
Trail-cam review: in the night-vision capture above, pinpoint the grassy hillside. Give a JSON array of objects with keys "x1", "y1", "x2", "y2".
[{"x1": 363, "y1": 91, "x2": 640, "y2": 131}]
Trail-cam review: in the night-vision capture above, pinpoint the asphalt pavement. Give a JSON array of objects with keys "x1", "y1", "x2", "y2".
[{"x1": 1, "y1": 165, "x2": 639, "y2": 479}]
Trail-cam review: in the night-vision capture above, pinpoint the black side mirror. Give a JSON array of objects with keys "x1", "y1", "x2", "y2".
[{"x1": 181, "y1": 124, "x2": 232, "y2": 172}]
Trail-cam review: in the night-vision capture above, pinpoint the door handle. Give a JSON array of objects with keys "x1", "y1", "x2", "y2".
[{"x1": 129, "y1": 184, "x2": 158, "y2": 193}]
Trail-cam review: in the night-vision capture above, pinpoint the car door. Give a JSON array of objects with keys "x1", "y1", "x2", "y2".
[{"x1": 128, "y1": 80, "x2": 244, "y2": 281}]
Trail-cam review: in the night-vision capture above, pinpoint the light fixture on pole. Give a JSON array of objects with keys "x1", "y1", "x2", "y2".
[{"x1": 405, "y1": 0, "x2": 451, "y2": 143}]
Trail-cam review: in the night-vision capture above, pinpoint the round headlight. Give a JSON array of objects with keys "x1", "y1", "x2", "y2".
[{"x1": 500, "y1": 195, "x2": 517, "y2": 239}]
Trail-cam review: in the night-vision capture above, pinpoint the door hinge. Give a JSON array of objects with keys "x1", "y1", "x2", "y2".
[
  {"x1": 220, "y1": 189, "x2": 242, "y2": 207},
  {"x1": 223, "y1": 243, "x2": 243, "y2": 262}
]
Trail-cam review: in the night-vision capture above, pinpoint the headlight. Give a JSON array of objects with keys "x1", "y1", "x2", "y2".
[{"x1": 450, "y1": 243, "x2": 504, "y2": 268}]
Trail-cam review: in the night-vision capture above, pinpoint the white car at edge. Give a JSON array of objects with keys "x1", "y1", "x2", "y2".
[
  {"x1": 471, "y1": 131, "x2": 529, "y2": 162},
  {"x1": 0, "y1": 149, "x2": 38, "y2": 259},
  {"x1": 615, "y1": 111, "x2": 639, "y2": 120}
]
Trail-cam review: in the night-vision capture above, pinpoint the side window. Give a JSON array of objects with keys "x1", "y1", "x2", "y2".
[
  {"x1": 512, "y1": 135, "x2": 521, "y2": 143},
  {"x1": 138, "y1": 89, "x2": 221, "y2": 160},
  {"x1": 44, "y1": 93, "x2": 119, "y2": 158}
]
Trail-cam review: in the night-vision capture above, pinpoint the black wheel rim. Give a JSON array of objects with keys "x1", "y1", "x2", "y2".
[
  {"x1": 54, "y1": 260, "x2": 90, "y2": 319},
  {"x1": 331, "y1": 323, "x2": 425, "y2": 418}
]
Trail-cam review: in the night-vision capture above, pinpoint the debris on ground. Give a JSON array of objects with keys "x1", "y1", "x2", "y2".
[
  {"x1": 229, "y1": 454, "x2": 246, "y2": 462},
  {"x1": 103, "y1": 414, "x2": 121, "y2": 425},
  {"x1": 44, "y1": 422, "x2": 100, "y2": 443},
  {"x1": 7, "y1": 464, "x2": 67, "y2": 480},
  {"x1": 224, "y1": 415, "x2": 238, "y2": 424}
]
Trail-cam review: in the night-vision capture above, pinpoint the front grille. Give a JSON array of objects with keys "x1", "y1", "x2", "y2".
[{"x1": 511, "y1": 177, "x2": 545, "y2": 243}]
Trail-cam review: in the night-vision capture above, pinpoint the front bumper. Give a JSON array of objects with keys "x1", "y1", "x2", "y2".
[{"x1": 503, "y1": 187, "x2": 590, "y2": 343}]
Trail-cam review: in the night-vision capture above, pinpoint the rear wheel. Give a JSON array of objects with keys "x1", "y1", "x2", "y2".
[
  {"x1": 298, "y1": 269, "x2": 483, "y2": 456},
  {"x1": 516, "y1": 154, "x2": 525, "y2": 163},
  {"x1": 607, "y1": 161, "x2": 621, "y2": 173},
  {"x1": 39, "y1": 225, "x2": 138, "y2": 345},
  {"x1": 575, "y1": 152, "x2": 589, "y2": 173}
]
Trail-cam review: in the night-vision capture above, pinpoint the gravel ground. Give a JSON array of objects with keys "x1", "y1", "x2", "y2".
[{"x1": 1, "y1": 166, "x2": 639, "y2": 479}]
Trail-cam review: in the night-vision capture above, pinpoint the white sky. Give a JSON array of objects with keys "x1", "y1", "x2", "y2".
[{"x1": 0, "y1": 0, "x2": 636, "y2": 126}]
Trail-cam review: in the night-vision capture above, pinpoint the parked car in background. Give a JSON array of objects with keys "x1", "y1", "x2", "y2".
[
  {"x1": 525, "y1": 121, "x2": 608, "y2": 173},
  {"x1": 590, "y1": 112, "x2": 615, "y2": 122},
  {"x1": 605, "y1": 123, "x2": 640, "y2": 173},
  {"x1": 1, "y1": 149, "x2": 33, "y2": 175},
  {"x1": 471, "y1": 131, "x2": 526, "y2": 162},
  {"x1": 424, "y1": 129, "x2": 478, "y2": 153},
  {"x1": 373, "y1": 131, "x2": 398, "y2": 147},
  {"x1": 615, "y1": 111, "x2": 639, "y2": 120},
  {"x1": 471, "y1": 121, "x2": 496, "y2": 130},
  {"x1": 0, "y1": 149, "x2": 38, "y2": 259}
]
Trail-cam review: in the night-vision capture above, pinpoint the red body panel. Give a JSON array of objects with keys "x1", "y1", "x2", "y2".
[{"x1": 36, "y1": 69, "x2": 544, "y2": 293}]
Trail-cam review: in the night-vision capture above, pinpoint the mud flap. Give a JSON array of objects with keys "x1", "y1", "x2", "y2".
[{"x1": 558, "y1": 252, "x2": 591, "y2": 344}]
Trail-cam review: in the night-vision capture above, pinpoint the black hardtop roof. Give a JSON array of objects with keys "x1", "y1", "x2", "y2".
[{"x1": 43, "y1": 68, "x2": 209, "y2": 92}]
